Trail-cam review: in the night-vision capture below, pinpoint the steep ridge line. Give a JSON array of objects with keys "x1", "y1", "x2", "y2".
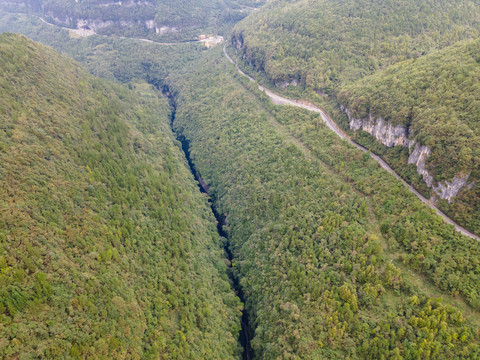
[{"x1": 223, "y1": 45, "x2": 480, "y2": 241}]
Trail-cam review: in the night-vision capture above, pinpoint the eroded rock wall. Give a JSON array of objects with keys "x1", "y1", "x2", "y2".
[
  {"x1": 343, "y1": 108, "x2": 472, "y2": 202},
  {"x1": 408, "y1": 144, "x2": 433, "y2": 187},
  {"x1": 434, "y1": 174, "x2": 471, "y2": 202},
  {"x1": 346, "y1": 109, "x2": 411, "y2": 147}
]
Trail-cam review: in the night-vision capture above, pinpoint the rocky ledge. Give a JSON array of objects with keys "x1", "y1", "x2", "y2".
[
  {"x1": 345, "y1": 109, "x2": 411, "y2": 147},
  {"x1": 343, "y1": 108, "x2": 473, "y2": 202}
]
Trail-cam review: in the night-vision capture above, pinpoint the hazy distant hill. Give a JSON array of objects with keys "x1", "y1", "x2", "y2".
[
  {"x1": 0, "y1": 0, "x2": 265, "y2": 40},
  {"x1": 0, "y1": 33, "x2": 241, "y2": 359}
]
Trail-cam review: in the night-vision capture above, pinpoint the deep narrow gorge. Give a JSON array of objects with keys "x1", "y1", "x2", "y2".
[
  {"x1": 1, "y1": 2, "x2": 480, "y2": 358},
  {"x1": 163, "y1": 86, "x2": 252, "y2": 360}
]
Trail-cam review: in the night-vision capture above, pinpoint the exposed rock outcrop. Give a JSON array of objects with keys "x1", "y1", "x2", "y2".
[
  {"x1": 344, "y1": 108, "x2": 411, "y2": 147},
  {"x1": 434, "y1": 174, "x2": 472, "y2": 203},
  {"x1": 407, "y1": 144, "x2": 473, "y2": 202},
  {"x1": 145, "y1": 20, "x2": 177, "y2": 34},
  {"x1": 343, "y1": 107, "x2": 473, "y2": 202},
  {"x1": 77, "y1": 19, "x2": 114, "y2": 31},
  {"x1": 145, "y1": 19, "x2": 155, "y2": 29},
  {"x1": 97, "y1": 1, "x2": 154, "y2": 8},
  {"x1": 276, "y1": 79, "x2": 298, "y2": 90},
  {"x1": 407, "y1": 144, "x2": 433, "y2": 187}
]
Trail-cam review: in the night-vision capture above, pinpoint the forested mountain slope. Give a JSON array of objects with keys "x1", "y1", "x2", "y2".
[
  {"x1": 231, "y1": 0, "x2": 480, "y2": 93},
  {"x1": 338, "y1": 39, "x2": 480, "y2": 233},
  {"x1": 230, "y1": 0, "x2": 480, "y2": 235},
  {"x1": 0, "y1": 33, "x2": 241, "y2": 359},
  {"x1": 168, "y1": 47, "x2": 480, "y2": 359},
  {"x1": 0, "y1": 11, "x2": 202, "y2": 84},
  {"x1": 2, "y1": 5, "x2": 480, "y2": 358},
  {"x1": 0, "y1": 0, "x2": 264, "y2": 41}
]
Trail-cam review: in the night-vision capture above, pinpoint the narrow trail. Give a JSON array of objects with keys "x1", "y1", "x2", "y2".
[{"x1": 223, "y1": 45, "x2": 480, "y2": 241}]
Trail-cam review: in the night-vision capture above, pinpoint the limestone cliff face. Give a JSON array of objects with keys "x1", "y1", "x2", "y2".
[
  {"x1": 433, "y1": 174, "x2": 471, "y2": 202},
  {"x1": 406, "y1": 144, "x2": 471, "y2": 203},
  {"x1": 77, "y1": 18, "x2": 114, "y2": 31},
  {"x1": 276, "y1": 79, "x2": 298, "y2": 90},
  {"x1": 345, "y1": 109, "x2": 411, "y2": 147},
  {"x1": 42, "y1": 0, "x2": 161, "y2": 33},
  {"x1": 408, "y1": 144, "x2": 433, "y2": 187},
  {"x1": 343, "y1": 107, "x2": 472, "y2": 202}
]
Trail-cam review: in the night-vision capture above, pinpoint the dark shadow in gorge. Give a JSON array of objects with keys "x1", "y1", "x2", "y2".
[{"x1": 160, "y1": 83, "x2": 253, "y2": 360}]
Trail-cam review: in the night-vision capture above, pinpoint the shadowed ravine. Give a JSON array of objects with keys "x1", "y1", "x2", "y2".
[{"x1": 163, "y1": 86, "x2": 252, "y2": 360}]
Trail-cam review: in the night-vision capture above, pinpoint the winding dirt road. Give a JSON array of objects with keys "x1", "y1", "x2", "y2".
[
  {"x1": 6, "y1": 12, "x2": 477, "y2": 241},
  {"x1": 223, "y1": 45, "x2": 480, "y2": 241}
]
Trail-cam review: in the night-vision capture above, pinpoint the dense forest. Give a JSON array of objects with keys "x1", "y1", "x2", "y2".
[
  {"x1": 1, "y1": 0, "x2": 480, "y2": 358},
  {"x1": 168, "y1": 47, "x2": 480, "y2": 359},
  {"x1": 338, "y1": 39, "x2": 480, "y2": 233},
  {"x1": 231, "y1": 0, "x2": 480, "y2": 93},
  {"x1": 230, "y1": 0, "x2": 480, "y2": 235},
  {"x1": 0, "y1": 33, "x2": 241, "y2": 359}
]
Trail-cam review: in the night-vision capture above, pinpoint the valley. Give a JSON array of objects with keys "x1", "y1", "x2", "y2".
[
  {"x1": 0, "y1": 0, "x2": 480, "y2": 359},
  {"x1": 164, "y1": 86, "x2": 253, "y2": 359},
  {"x1": 223, "y1": 44, "x2": 480, "y2": 241},
  {"x1": 231, "y1": 0, "x2": 480, "y2": 235}
]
